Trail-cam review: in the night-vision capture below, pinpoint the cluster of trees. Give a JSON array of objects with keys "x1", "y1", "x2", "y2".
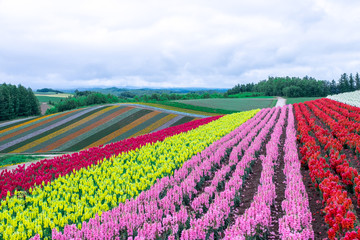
[
  {"x1": 36, "y1": 88, "x2": 64, "y2": 94},
  {"x1": 227, "y1": 73, "x2": 360, "y2": 98},
  {"x1": 254, "y1": 76, "x2": 329, "y2": 97},
  {"x1": 46, "y1": 91, "x2": 119, "y2": 113},
  {"x1": 328, "y1": 73, "x2": 360, "y2": 94},
  {"x1": 0, "y1": 83, "x2": 40, "y2": 121},
  {"x1": 226, "y1": 83, "x2": 256, "y2": 95}
]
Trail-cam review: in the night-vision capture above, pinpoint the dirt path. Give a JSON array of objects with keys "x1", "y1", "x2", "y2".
[
  {"x1": 275, "y1": 97, "x2": 286, "y2": 107},
  {"x1": 40, "y1": 102, "x2": 51, "y2": 115}
]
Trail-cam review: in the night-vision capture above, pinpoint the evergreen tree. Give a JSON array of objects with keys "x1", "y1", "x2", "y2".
[
  {"x1": 349, "y1": 73, "x2": 355, "y2": 91},
  {"x1": 0, "y1": 83, "x2": 40, "y2": 120},
  {"x1": 27, "y1": 87, "x2": 40, "y2": 115},
  {"x1": 343, "y1": 73, "x2": 350, "y2": 92},
  {"x1": 356, "y1": 72, "x2": 360, "y2": 90},
  {"x1": 330, "y1": 80, "x2": 338, "y2": 94}
]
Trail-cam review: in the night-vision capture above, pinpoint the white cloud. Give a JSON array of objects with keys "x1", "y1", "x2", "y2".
[{"x1": 0, "y1": 0, "x2": 360, "y2": 89}]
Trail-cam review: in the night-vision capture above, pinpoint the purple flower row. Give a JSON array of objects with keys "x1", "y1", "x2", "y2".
[
  {"x1": 52, "y1": 108, "x2": 271, "y2": 239},
  {"x1": 223, "y1": 105, "x2": 287, "y2": 239},
  {"x1": 180, "y1": 107, "x2": 281, "y2": 239},
  {"x1": 278, "y1": 105, "x2": 314, "y2": 239}
]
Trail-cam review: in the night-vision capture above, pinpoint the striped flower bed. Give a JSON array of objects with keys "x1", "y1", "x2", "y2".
[
  {"x1": 0, "y1": 105, "x2": 205, "y2": 154},
  {"x1": 0, "y1": 110, "x2": 258, "y2": 239}
]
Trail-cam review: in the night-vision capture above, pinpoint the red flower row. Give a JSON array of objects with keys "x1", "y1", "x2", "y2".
[
  {"x1": 0, "y1": 115, "x2": 221, "y2": 200},
  {"x1": 294, "y1": 103, "x2": 359, "y2": 240}
]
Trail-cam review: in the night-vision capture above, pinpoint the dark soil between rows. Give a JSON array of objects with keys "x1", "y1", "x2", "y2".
[
  {"x1": 268, "y1": 109, "x2": 287, "y2": 239},
  {"x1": 227, "y1": 109, "x2": 280, "y2": 231}
]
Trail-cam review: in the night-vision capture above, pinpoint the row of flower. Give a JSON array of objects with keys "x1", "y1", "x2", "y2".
[
  {"x1": 49, "y1": 105, "x2": 314, "y2": 239},
  {"x1": 0, "y1": 115, "x2": 221, "y2": 200},
  {"x1": 294, "y1": 101, "x2": 360, "y2": 239},
  {"x1": 328, "y1": 90, "x2": 360, "y2": 108},
  {"x1": 303, "y1": 99, "x2": 360, "y2": 204},
  {"x1": 0, "y1": 110, "x2": 258, "y2": 239},
  {"x1": 0, "y1": 106, "x2": 105, "y2": 153},
  {"x1": 14, "y1": 106, "x2": 123, "y2": 153},
  {"x1": 225, "y1": 105, "x2": 314, "y2": 239},
  {"x1": 37, "y1": 106, "x2": 132, "y2": 152}
]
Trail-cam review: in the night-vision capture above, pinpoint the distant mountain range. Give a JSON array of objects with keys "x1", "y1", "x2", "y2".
[{"x1": 59, "y1": 87, "x2": 228, "y2": 96}]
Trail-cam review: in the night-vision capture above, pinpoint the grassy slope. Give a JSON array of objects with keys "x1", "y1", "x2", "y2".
[
  {"x1": 0, "y1": 155, "x2": 44, "y2": 168},
  {"x1": 174, "y1": 98, "x2": 276, "y2": 111},
  {"x1": 285, "y1": 97, "x2": 323, "y2": 104},
  {"x1": 129, "y1": 102, "x2": 223, "y2": 116}
]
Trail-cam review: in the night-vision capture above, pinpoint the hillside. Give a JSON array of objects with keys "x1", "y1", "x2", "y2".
[{"x1": 0, "y1": 104, "x2": 205, "y2": 154}]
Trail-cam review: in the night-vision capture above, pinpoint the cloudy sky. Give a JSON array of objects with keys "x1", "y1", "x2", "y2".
[{"x1": 0, "y1": 0, "x2": 360, "y2": 90}]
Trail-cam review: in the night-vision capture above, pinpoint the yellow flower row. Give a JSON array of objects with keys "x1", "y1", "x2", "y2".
[{"x1": 0, "y1": 109, "x2": 259, "y2": 240}]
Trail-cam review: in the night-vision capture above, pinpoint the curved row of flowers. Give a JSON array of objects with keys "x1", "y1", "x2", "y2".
[
  {"x1": 278, "y1": 105, "x2": 313, "y2": 239},
  {"x1": 294, "y1": 102, "x2": 360, "y2": 239},
  {"x1": 224, "y1": 105, "x2": 288, "y2": 239},
  {"x1": 0, "y1": 115, "x2": 221, "y2": 200},
  {"x1": 0, "y1": 110, "x2": 259, "y2": 239}
]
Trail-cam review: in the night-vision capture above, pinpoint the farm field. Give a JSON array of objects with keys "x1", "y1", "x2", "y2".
[
  {"x1": 285, "y1": 97, "x2": 323, "y2": 104},
  {"x1": 2, "y1": 96, "x2": 360, "y2": 239},
  {"x1": 328, "y1": 90, "x2": 360, "y2": 107},
  {"x1": 174, "y1": 97, "x2": 277, "y2": 111},
  {"x1": 0, "y1": 105, "x2": 202, "y2": 154},
  {"x1": 35, "y1": 93, "x2": 73, "y2": 103}
]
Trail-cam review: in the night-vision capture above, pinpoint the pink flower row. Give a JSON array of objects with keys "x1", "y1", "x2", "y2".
[
  {"x1": 223, "y1": 105, "x2": 287, "y2": 239},
  {"x1": 278, "y1": 105, "x2": 314, "y2": 239},
  {"x1": 52, "y1": 108, "x2": 273, "y2": 239},
  {"x1": 181, "y1": 107, "x2": 281, "y2": 239}
]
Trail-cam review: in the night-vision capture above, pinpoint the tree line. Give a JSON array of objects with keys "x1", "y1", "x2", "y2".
[
  {"x1": 0, "y1": 83, "x2": 40, "y2": 121},
  {"x1": 46, "y1": 91, "x2": 120, "y2": 114},
  {"x1": 227, "y1": 73, "x2": 360, "y2": 97}
]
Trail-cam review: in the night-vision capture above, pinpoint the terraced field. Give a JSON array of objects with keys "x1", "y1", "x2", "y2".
[{"x1": 0, "y1": 105, "x2": 202, "y2": 154}]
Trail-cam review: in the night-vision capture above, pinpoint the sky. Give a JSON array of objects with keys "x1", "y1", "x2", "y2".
[{"x1": 0, "y1": 0, "x2": 360, "y2": 90}]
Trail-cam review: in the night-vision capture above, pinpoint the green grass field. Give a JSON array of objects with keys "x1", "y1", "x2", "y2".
[
  {"x1": 174, "y1": 98, "x2": 276, "y2": 111},
  {"x1": 285, "y1": 97, "x2": 324, "y2": 104},
  {"x1": 130, "y1": 102, "x2": 222, "y2": 116},
  {"x1": 0, "y1": 154, "x2": 44, "y2": 168},
  {"x1": 35, "y1": 93, "x2": 73, "y2": 103}
]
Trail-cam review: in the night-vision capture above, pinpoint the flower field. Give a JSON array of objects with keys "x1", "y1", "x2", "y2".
[
  {"x1": 2, "y1": 94, "x2": 360, "y2": 239},
  {"x1": 0, "y1": 105, "x2": 202, "y2": 154},
  {"x1": 328, "y1": 90, "x2": 360, "y2": 107}
]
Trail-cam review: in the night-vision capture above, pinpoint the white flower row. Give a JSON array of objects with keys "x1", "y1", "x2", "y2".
[{"x1": 327, "y1": 90, "x2": 360, "y2": 107}]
